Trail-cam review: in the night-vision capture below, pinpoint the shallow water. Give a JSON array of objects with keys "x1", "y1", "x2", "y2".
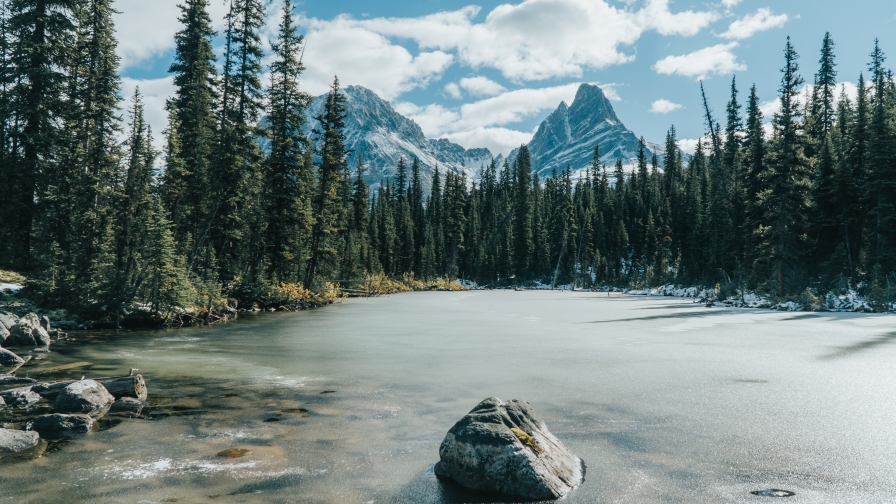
[{"x1": 2, "y1": 291, "x2": 896, "y2": 503}]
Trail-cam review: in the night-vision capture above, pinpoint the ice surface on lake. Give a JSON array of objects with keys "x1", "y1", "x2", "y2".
[{"x1": 2, "y1": 292, "x2": 894, "y2": 503}]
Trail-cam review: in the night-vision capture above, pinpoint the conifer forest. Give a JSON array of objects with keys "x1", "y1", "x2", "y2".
[{"x1": 1, "y1": 0, "x2": 896, "y2": 324}]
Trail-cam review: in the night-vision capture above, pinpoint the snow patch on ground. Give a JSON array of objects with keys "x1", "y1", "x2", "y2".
[
  {"x1": 0, "y1": 282, "x2": 23, "y2": 293},
  {"x1": 626, "y1": 284, "x2": 892, "y2": 313}
]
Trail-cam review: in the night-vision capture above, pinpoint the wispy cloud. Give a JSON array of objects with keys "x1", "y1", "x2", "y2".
[
  {"x1": 458, "y1": 77, "x2": 507, "y2": 97},
  {"x1": 650, "y1": 99, "x2": 683, "y2": 114},
  {"x1": 653, "y1": 42, "x2": 746, "y2": 80},
  {"x1": 719, "y1": 8, "x2": 788, "y2": 40}
]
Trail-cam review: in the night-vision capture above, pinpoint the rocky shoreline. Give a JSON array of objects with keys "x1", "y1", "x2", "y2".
[{"x1": 0, "y1": 310, "x2": 150, "y2": 462}]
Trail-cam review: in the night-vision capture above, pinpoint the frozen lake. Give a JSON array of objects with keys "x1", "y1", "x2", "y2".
[{"x1": 2, "y1": 291, "x2": 895, "y2": 503}]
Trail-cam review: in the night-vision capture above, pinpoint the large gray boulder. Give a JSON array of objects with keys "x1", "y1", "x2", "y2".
[
  {"x1": 0, "y1": 387, "x2": 41, "y2": 409},
  {"x1": 0, "y1": 312, "x2": 16, "y2": 331},
  {"x1": 0, "y1": 347, "x2": 25, "y2": 372},
  {"x1": 55, "y1": 379, "x2": 114, "y2": 417},
  {"x1": 434, "y1": 397, "x2": 585, "y2": 501},
  {"x1": 0, "y1": 323, "x2": 9, "y2": 342},
  {"x1": 30, "y1": 413, "x2": 94, "y2": 439},
  {"x1": 6, "y1": 313, "x2": 50, "y2": 347},
  {"x1": 0, "y1": 428, "x2": 40, "y2": 458}
]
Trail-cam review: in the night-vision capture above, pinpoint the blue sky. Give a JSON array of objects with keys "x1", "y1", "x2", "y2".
[{"x1": 115, "y1": 0, "x2": 896, "y2": 156}]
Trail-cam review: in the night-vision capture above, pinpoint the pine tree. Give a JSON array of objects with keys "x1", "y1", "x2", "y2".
[
  {"x1": 69, "y1": 0, "x2": 123, "y2": 308},
  {"x1": 428, "y1": 165, "x2": 444, "y2": 275},
  {"x1": 865, "y1": 39, "x2": 896, "y2": 271},
  {"x1": 743, "y1": 85, "x2": 766, "y2": 266},
  {"x1": 409, "y1": 157, "x2": 425, "y2": 271},
  {"x1": 0, "y1": 0, "x2": 13, "y2": 264},
  {"x1": 393, "y1": 157, "x2": 414, "y2": 273},
  {"x1": 211, "y1": 0, "x2": 266, "y2": 280},
  {"x1": 808, "y1": 32, "x2": 838, "y2": 147},
  {"x1": 7, "y1": 0, "x2": 77, "y2": 268},
  {"x1": 723, "y1": 76, "x2": 744, "y2": 271},
  {"x1": 305, "y1": 77, "x2": 348, "y2": 288},
  {"x1": 511, "y1": 148, "x2": 534, "y2": 280},
  {"x1": 107, "y1": 89, "x2": 158, "y2": 325},
  {"x1": 808, "y1": 33, "x2": 840, "y2": 269},
  {"x1": 443, "y1": 171, "x2": 467, "y2": 277},
  {"x1": 264, "y1": 0, "x2": 312, "y2": 282},
  {"x1": 531, "y1": 171, "x2": 549, "y2": 279},
  {"x1": 833, "y1": 86, "x2": 860, "y2": 272},
  {"x1": 165, "y1": 0, "x2": 217, "y2": 260},
  {"x1": 759, "y1": 37, "x2": 810, "y2": 296}
]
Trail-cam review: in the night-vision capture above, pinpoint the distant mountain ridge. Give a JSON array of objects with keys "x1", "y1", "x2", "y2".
[
  {"x1": 304, "y1": 84, "x2": 672, "y2": 191},
  {"x1": 305, "y1": 86, "x2": 495, "y2": 191},
  {"x1": 509, "y1": 84, "x2": 667, "y2": 177}
]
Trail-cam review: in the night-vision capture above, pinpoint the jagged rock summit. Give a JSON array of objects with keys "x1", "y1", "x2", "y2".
[
  {"x1": 512, "y1": 83, "x2": 666, "y2": 177},
  {"x1": 434, "y1": 397, "x2": 585, "y2": 500},
  {"x1": 305, "y1": 85, "x2": 495, "y2": 192}
]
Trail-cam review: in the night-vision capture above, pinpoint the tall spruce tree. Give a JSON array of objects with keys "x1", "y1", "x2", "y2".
[
  {"x1": 512, "y1": 146, "x2": 533, "y2": 279},
  {"x1": 808, "y1": 34, "x2": 840, "y2": 268},
  {"x1": 865, "y1": 39, "x2": 895, "y2": 271},
  {"x1": 165, "y1": 0, "x2": 217, "y2": 264},
  {"x1": 7, "y1": 0, "x2": 77, "y2": 268},
  {"x1": 760, "y1": 37, "x2": 810, "y2": 296},
  {"x1": 305, "y1": 77, "x2": 348, "y2": 288},
  {"x1": 264, "y1": 0, "x2": 311, "y2": 283},
  {"x1": 211, "y1": 0, "x2": 265, "y2": 279}
]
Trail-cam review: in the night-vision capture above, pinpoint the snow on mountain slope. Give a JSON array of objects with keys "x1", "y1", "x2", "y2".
[
  {"x1": 305, "y1": 86, "x2": 495, "y2": 191},
  {"x1": 302, "y1": 84, "x2": 677, "y2": 190},
  {"x1": 508, "y1": 84, "x2": 674, "y2": 178}
]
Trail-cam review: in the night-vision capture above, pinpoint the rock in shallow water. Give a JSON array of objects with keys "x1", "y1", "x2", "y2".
[
  {"x1": 0, "y1": 428, "x2": 40, "y2": 457},
  {"x1": 434, "y1": 397, "x2": 585, "y2": 501},
  {"x1": 5, "y1": 313, "x2": 51, "y2": 347},
  {"x1": 0, "y1": 387, "x2": 41, "y2": 409},
  {"x1": 109, "y1": 397, "x2": 147, "y2": 416},
  {"x1": 55, "y1": 379, "x2": 114, "y2": 417},
  {"x1": 30, "y1": 413, "x2": 94, "y2": 439},
  {"x1": 0, "y1": 347, "x2": 25, "y2": 371}
]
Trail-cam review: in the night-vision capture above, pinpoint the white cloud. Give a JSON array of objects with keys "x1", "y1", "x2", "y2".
[
  {"x1": 633, "y1": 0, "x2": 720, "y2": 37},
  {"x1": 458, "y1": 76, "x2": 507, "y2": 97},
  {"x1": 114, "y1": 0, "x2": 229, "y2": 70},
  {"x1": 393, "y1": 102, "x2": 460, "y2": 136},
  {"x1": 653, "y1": 42, "x2": 746, "y2": 79},
  {"x1": 719, "y1": 8, "x2": 788, "y2": 40},
  {"x1": 444, "y1": 82, "x2": 463, "y2": 99},
  {"x1": 300, "y1": 16, "x2": 454, "y2": 100},
  {"x1": 300, "y1": 0, "x2": 719, "y2": 84},
  {"x1": 600, "y1": 85, "x2": 623, "y2": 102},
  {"x1": 458, "y1": 84, "x2": 582, "y2": 129},
  {"x1": 443, "y1": 127, "x2": 534, "y2": 157},
  {"x1": 720, "y1": 0, "x2": 742, "y2": 8},
  {"x1": 650, "y1": 99, "x2": 683, "y2": 114}
]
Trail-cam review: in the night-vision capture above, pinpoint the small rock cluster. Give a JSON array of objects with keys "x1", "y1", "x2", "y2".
[{"x1": 0, "y1": 310, "x2": 149, "y2": 461}]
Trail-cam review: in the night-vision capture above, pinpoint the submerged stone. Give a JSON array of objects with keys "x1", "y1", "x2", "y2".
[
  {"x1": 434, "y1": 397, "x2": 585, "y2": 501},
  {"x1": 217, "y1": 448, "x2": 251, "y2": 458}
]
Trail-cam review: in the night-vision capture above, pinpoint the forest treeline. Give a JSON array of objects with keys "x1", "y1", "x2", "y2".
[{"x1": 1, "y1": 0, "x2": 895, "y2": 323}]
